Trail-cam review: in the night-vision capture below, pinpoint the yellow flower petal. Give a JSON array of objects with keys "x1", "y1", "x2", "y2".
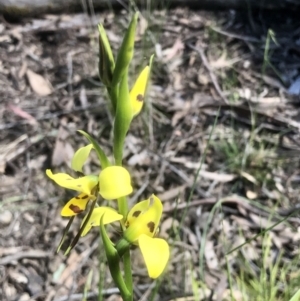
[
  {"x1": 46, "y1": 169, "x2": 98, "y2": 195},
  {"x1": 124, "y1": 195, "x2": 162, "y2": 242},
  {"x1": 99, "y1": 166, "x2": 133, "y2": 200},
  {"x1": 138, "y1": 234, "x2": 169, "y2": 278},
  {"x1": 81, "y1": 207, "x2": 123, "y2": 236},
  {"x1": 126, "y1": 199, "x2": 150, "y2": 227},
  {"x1": 71, "y1": 144, "x2": 93, "y2": 173},
  {"x1": 129, "y1": 66, "x2": 149, "y2": 116},
  {"x1": 61, "y1": 193, "x2": 94, "y2": 217}
]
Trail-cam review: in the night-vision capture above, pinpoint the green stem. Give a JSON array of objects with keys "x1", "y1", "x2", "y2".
[
  {"x1": 123, "y1": 250, "x2": 133, "y2": 300},
  {"x1": 116, "y1": 238, "x2": 130, "y2": 257},
  {"x1": 112, "y1": 67, "x2": 133, "y2": 300},
  {"x1": 118, "y1": 196, "x2": 128, "y2": 222},
  {"x1": 98, "y1": 252, "x2": 104, "y2": 301},
  {"x1": 108, "y1": 85, "x2": 118, "y2": 115},
  {"x1": 117, "y1": 198, "x2": 132, "y2": 299}
]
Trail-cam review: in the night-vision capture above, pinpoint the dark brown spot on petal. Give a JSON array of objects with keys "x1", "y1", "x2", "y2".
[
  {"x1": 125, "y1": 221, "x2": 130, "y2": 228},
  {"x1": 81, "y1": 195, "x2": 89, "y2": 199},
  {"x1": 136, "y1": 94, "x2": 144, "y2": 102},
  {"x1": 69, "y1": 204, "x2": 83, "y2": 214},
  {"x1": 76, "y1": 172, "x2": 85, "y2": 177},
  {"x1": 147, "y1": 221, "x2": 155, "y2": 233},
  {"x1": 132, "y1": 210, "x2": 141, "y2": 218},
  {"x1": 75, "y1": 196, "x2": 81, "y2": 199}
]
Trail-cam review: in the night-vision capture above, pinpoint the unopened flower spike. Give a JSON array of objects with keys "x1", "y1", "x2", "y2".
[{"x1": 117, "y1": 195, "x2": 169, "y2": 279}]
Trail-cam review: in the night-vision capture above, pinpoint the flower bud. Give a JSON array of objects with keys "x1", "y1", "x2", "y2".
[
  {"x1": 112, "y1": 12, "x2": 138, "y2": 86},
  {"x1": 98, "y1": 24, "x2": 115, "y2": 87}
]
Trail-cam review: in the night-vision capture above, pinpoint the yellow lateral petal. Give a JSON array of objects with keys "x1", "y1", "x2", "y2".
[
  {"x1": 99, "y1": 166, "x2": 133, "y2": 200},
  {"x1": 124, "y1": 195, "x2": 162, "y2": 242},
  {"x1": 61, "y1": 193, "x2": 93, "y2": 217},
  {"x1": 81, "y1": 207, "x2": 123, "y2": 236},
  {"x1": 46, "y1": 169, "x2": 98, "y2": 195},
  {"x1": 126, "y1": 199, "x2": 150, "y2": 227},
  {"x1": 129, "y1": 66, "x2": 149, "y2": 116},
  {"x1": 138, "y1": 234, "x2": 169, "y2": 278},
  {"x1": 71, "y1": 144, "x2": 93, "y2": 173}
]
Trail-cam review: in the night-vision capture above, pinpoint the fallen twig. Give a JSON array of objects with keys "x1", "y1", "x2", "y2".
[
  {"x1": 0, "y1": 250, "x2": 51, "y2": 265},
  {"x1": 187, "y1": 42, "x2": 229, "y2": 104}
]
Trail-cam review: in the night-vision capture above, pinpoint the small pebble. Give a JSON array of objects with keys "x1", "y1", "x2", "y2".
[
  {"x1": 23, "y1": 212, "x2": 34, "y2": 223},
  {"x1": 9, "y1": 270, "x2": 28, "y2": 285},
  {"x1": 19, "y1": 293, "x2": 31, "y2": 301},
  {"x1": 3, "y1": 282, "x2": 17, "y2": 299},
  {"x1": 0, "y1": 210, "x2": 13, "y2": 225}
]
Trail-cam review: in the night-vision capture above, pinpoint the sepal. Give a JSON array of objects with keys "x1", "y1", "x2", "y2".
[
  {"x1": 56, "y1": 216, "x2": 75, "y2": 253},
  {"x1": 78, "y1": 130, "x2": 111, "y2": 169},
  {"x1": 64, "y1": 199, "x2": 97, "y2": 255},
  {"x1": 71, "y1": 144, "x2": 93, "y2": 173}
]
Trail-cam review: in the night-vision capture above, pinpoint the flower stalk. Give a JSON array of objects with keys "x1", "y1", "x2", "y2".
[{"x1": 46, "y1": 12, "x2": 168, "y2": 301}]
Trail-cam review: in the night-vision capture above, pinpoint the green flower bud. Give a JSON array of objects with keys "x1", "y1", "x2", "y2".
[
  {"x1": 112, "y1": 12, "x2": 138, "y2": 87},
  {"x1": 98, "y1": 24, "x2": 115, "y2": 87},
  {"x1": 113, "y1": 72, "x2": 132, "y2": 165}
]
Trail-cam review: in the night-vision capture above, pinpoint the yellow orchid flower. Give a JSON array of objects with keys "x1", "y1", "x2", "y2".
[
  {"x1": 129, "y1": 66, "x2": 149, "y2": 117},
  {"x1": 46, "y1": 142, "x2": 133, "y2": 216},
  {"x1": 47, "y1": 166, "x2": 133, "y2": 216},
  {"x1": 123, "y1": 194, "x2": 169, "y2": 278}
]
